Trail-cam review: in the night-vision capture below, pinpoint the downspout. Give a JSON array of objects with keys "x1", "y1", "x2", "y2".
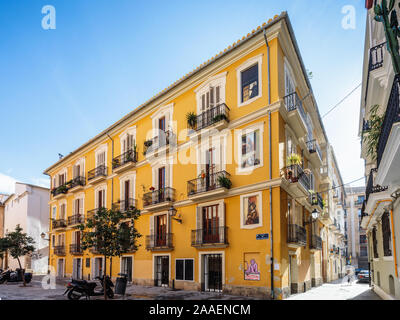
[
  {"x1": 106, "y1": 132, "x2": 114, "y2": 278},
  {"x1": 264, "y1": 29, "x2": 274, "y2": 300}
]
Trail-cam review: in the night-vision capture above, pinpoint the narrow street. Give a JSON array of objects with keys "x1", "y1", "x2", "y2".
[{"x1": 286, "y1": 279, "x2": 381, "y2": 300}]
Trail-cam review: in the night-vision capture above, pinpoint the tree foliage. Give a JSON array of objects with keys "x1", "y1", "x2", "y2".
[{"x1": 363, "y1": 105, "x2": 385, "y2": 161}]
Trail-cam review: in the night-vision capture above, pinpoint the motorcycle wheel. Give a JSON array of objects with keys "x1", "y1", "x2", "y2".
[
  {"x1": 107, "y1": 289, "x2": 114, "y2": 299},
  {"x1": 67, "y1": 289, "x2": 82, "y2": 300},
  {"x1": 0, "y1": 279, "x2": 5, "y2": 285}
]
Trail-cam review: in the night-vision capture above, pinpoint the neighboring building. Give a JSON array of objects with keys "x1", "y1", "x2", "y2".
[
  {"x1": 344, "y1": 187, "x2": 368, "y2": 270},
  {"x1": 44, "y1": 12, "x2": 345, "y2": 299},
  {"x1": 3, "y1": 183, "x2": 49, "y2": 274},
  {"x1": 0, "y1": 193, "x2": 9, "y2": 270},
  {"x1": 359, "y1": 1, "x2": 400, "y2": 299}
]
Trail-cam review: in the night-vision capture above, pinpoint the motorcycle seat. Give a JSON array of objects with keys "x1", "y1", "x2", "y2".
[{"x1": 72, "y1": 279, "x2": 88, "y2": 285}]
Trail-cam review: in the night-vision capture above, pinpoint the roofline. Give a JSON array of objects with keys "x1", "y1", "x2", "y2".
[
  {"x1": 15, "y1": 182, "x2": 50, "y2": 191},
  {"x1": 43, "y1": 12, "x2": 288, "y2": 175}
]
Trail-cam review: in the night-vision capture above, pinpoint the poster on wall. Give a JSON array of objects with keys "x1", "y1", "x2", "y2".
[{"x1": 244, "y1": 252, "x2": 261, "y2": 281}]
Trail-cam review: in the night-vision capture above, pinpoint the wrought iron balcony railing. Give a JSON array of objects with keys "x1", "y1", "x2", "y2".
[
  {"x1": 143, "y1": 187, "x2": 176, "y2": 207},
  {"x1": 68, "y1": 214, "x2": 84, "y2": 226},
  {"x1": 306, "y1": 139, "x2": 323, "y2": 160},
  {"x1": 369, "y1": 42, "x2": 385, "y2": 72},
  {"x1": 87, "y1": 165, "x2": 107, "y2": 181},
  {"x1": 377, "y1": 74, "x2": 400, "y2": 168},
  {"x1": 143, "y1": 130, "x2": 175, "y2": 155},
  {"x1": 112, "y1": 150, "x2": 138, "y2": 169},
  {"x1": 112, "y1": 198, "x2": 138, "y2": 217},
  {"x1": 310, "y1": 192, "x2": 324, "y2": 210},
  {"x1": 145, "y1": 233, "x2": 173, "y2": 250},
  {"x1": 69, "y1": 176, "x2": 86, "y2": 189},
  {"x1": 52, "y1": 219, "x2": 67, "y2": 229},
  {"x1": 310, "y1": 234, "x2": 322, "y2": 250},
  {"x1": 287, "y1": 224, "x2": 307, "y2": 246},
  {"x1": 366, "y1": 168, "x2": 388, "y2": 202},
  {"x1": 193, "y1": 103, "x2": 230, "y2": 131},
  {"x1": 187, "y1": 171, "x2": 231, "y2": 196},
  {"x1": 54, "y1": 245, "x2": 66, "y2": 256},
  {"x1": 284, "y1": 92, "x2": 307, "y2": 125},
  {"x1": 86, "y1": 207, "x2": 107, "y2": 221},
  {"x1": 191, "y1": 226, "x2": 228, "y2": 247},
  {"x1": 284, "y1": 164, "x2": 311, "y2": 191},
  {"x1": 51, "y1": 185, "x2": 68, "y2": 197},
  {"x1": 69, "y1": 244, "x2": 83, "y2": 255}
]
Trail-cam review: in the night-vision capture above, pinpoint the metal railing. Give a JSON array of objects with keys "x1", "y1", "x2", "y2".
[
  {"x1": 377, "y1": 74, "x2": 400, "y2": 168},
  {"x1": 51, "y1": 185, "x2": 68, "y2": 197},
  {"x1": 284, "y1": 92, "x2": 307, "y2": 125},
  {"x1": 369, "y1": 42, "x2": 385, "y2": 71},
  {"x1": 52, "y1": 219, "x2": 67, "y2": 229},
  {"x1": 194, "y1": 103, "x2": 230, "y2": 131},
  {"x1": 366, "y1": 168, "x2": 388, "y2": 202},
  {"x1": 187, "y1": 171, "x2": 231, "y2": 196},
  {"x1": 54, "y1": 245, "x2": 66, "y2": 256},
  {"x1": 306, "y1": 139, "x2": 323, "y2": 161},
  {"x1": 310, "y1": 234, "x2": 322, "y2": 250},
  {"x1": 68, "y1": 214, "x2": 84, "y2": 226},
  {"x1": 143, "y1": 130, "x2": 175, "y2": 155},
  {"x1": 287, "y1": 224, "x2": 307, "y2": 246},
  {"x1": 112, "y1": 150, "x2": 137, "y2": 169},
  {"x1": 87, "y1": 165, "x2": 107, "y2": 181},
  {"x1": 191, "y1": 226, "x2": 228, "y2": 246},
  {"x1": 143, "y1": 187, "x2": 176, "y2": 207},
  {"x1": 284, "y1": 164, "x2": 310, "y2": 191},
  {"x1": 310, "y1": 192, "x2": 324, "y2": 210},
  {"x1": 69, "y1": 244, "x2": 83, "y2": 255},
  {"x1": 69, "y1": 176, "x2": 86, "y2": 189},
  {"x1": 86, "y1": 207, "x2": 106, "y2": 221},
  {"x1": 112, "y1": 198, "x2": 138, "y2": 217},
  {"x1": 145, "y1": 233, "x2": 173, "y2": 250}
]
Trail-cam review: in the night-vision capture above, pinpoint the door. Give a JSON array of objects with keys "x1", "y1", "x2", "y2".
[
  {"x1": 205, "y1": 148, "x2": 216, "y2": 191},
  {"x1": 73, "y1": 258, "x2": 82, "y2": 279},
  {"x1": 94, "y1": 258, "x2": 103, "y2": 278},
  {"x1": 155, "y1": 256, "x2": 169, "y2": 287},
  {"x1": 98, "y1": 189, "x2": 105, "y2": 209},
  {"x1": 203, "y1": 254, "x2": 222, "y2": 292},
  {"x1": 156, "y1": 214, "x2": 167, "y2": 246},
  {"x1": 124, "y1": 180, "x2": 130, "y2": 210},
  {"x1": 121, "y1": 257, "x2": 133, "y2": 282},
  {"x1": 202, "y1": 205, "x2": 219, "y2": 243},
  {"x1": 200, "y1": 86, "x2": 222, "y2": 126},
  {"x1": 75, "y1": 231, "x2": 81, "y2": 249},
  {"x1": 158, "y1": 167, "x2": 165, "y2": 202},
  {"x1": 57, "y1": 259, "x2": 64, "y2": 278}
]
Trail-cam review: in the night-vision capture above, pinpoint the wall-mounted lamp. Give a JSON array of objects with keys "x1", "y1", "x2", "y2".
[
  {"x1": 305, "y1": 209, "x2": 319, "y2": 225},
  {"x1": 40, "y1": 232, "x2": 50, "y2": 241},
  {"x1": 168, "y1": 206, "x2": 182, "y2": 224}
]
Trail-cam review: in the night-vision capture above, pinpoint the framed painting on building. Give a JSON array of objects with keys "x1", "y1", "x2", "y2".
[
  {"x1": 240, "y1": 191, "x2": 262, "y2": 229},
  {"x1": 244, "y1": 252, "x2": 261, "y2": 281}
]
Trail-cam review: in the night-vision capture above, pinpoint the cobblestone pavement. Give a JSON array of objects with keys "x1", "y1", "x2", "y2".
[{"x1": 286, "y1": 278, "x2": 381, "y2": 300}]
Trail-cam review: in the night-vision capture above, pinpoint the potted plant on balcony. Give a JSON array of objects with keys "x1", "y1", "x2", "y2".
[
  {"x1": 285, "y1": 153, "x2": 301, "y2": 182},
  {"x1": 186, "y1": 112, "x2": 197, "y2": 130},
  {"x1": 57, "y1": 185, "x2": 68, "y2": 194},
  {"x1": 149, "y1": 186, "x2": 155, "y2": 192},
  {"x1": 362, "y1": 104, "x2": 385, "y2": 160},
  {"x1": 112, "y1": 158, "x2": 120, "y2": 168},
  {"x1": 212, "y1": 113, "x2": 227, "y2": 124},
  {"x1": 217, "y1": 175, "x2": 232, "y2": 190}
]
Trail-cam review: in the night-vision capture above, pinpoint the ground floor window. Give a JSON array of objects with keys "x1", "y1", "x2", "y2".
[{"x1": 175, "y1": 259, "x2": 194, "y2": 281}]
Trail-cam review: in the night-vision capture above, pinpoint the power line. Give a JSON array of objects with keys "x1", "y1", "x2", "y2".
[{"x1": 322, "y1": 83, "x2": 362, "y2": 119}]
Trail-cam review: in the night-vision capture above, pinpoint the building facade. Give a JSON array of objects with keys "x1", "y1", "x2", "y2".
[
  {"x1": 3, "y1": 183, "x2": 49, "y2": 274},
  {"x1": 344, "y1": 187, "x2": 368, "y2": 269},
  {"x1": 0, "y1": 194, "x2": 8, "y2": 270},
  {"x1": 359, "y1": 0, "x2": 400, "y2": 299},
  {"x1": 44, "y1": 12, "x2": 345, "y2": 299}
]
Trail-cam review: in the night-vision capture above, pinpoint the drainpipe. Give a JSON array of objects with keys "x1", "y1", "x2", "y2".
[
  {"x1": 106, "y1": 132, "x2": 114, "y2": 278},
  {"x1": 264, "y1": 28, "x2": 274, "y2": 300}
]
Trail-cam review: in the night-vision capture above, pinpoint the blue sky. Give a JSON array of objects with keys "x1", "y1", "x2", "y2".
[{"x1": 0, "y1": 0, "x2": 366, "y2": 193}]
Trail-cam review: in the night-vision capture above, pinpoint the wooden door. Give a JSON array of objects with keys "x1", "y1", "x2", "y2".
[
  {"x1": 158, "y1": 167, "x2": 165, "y2": 202},
  {"x1": 202, "y1": 205, "x2": 219, "y2": 243},
  {"x1": 156, "y1": 214, "x2": 167, "y2": 246},
  {"x1": 124, "y1": 180, "x2": 130, "y2": 210},
  {"x1": 205, "y1": 148, "x2": 215, "y2": 190}
]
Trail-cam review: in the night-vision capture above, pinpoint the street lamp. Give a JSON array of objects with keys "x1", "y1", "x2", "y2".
[
  {"x1": 305, "y1": 209, "x2": 319, "y2": 225},
  {"x1": 41, "y1": 232, "x2": 50, "y2": 241},
  {"x1": 168, "y1": 206, "x2": 182, "y2": 224}
]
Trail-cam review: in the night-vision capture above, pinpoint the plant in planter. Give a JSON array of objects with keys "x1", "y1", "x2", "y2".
[
  {"x1": 285, "y1": 153, "x2": 302, "y2": 182},
  {"x1": 186, "y1": 112, "x2": 197, "y2": 130},
  {"x1": 212, "y1": 113, "x2": 227, "y2": 123},
  {"x1": 287, "y1": 153, "x2": 302, "y2": 166},
  {"x1": 57, "y1": 185, "x2": 68, "y2": 193},
  {"x1": 362, "y1": 104, "x2": 385, "y2": 160},
  {"x1": 144, "y1": 140, "x2": 153, "y2": 147},
  {"x1": 112, "y1": 158, "x2": 120, "y2": 168},
  {"x1": 149, "y1": 186, "x2": 155, "y2": 192},
  {"x1": 217, "y1": 175, "x2": 232, "y2": 189}
]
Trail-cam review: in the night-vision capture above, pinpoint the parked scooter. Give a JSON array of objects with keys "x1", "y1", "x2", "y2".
[
  {"x1": 63, "y1": 275, "x2": 114, "y2": 300},
  {"x1": 0, "y1": 268, "x2": 32, "y2": 284}
]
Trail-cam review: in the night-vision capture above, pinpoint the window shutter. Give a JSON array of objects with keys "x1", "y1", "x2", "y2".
[
  {"x1": 79, "y1": 198, "x2": 84, "y2": 216},
  {"x1": 150, "y1": 216, "x2": 155, "y2": 246},
  {"x1": 220, "y1": 202, "x2": 225, "y2": 228},
  {"x1": 216, "y1": 86, "x2": 220, "y2": 105}
]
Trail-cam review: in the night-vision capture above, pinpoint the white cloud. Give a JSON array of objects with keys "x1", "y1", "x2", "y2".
[
  {"x1": 30, "y1": 177, "x2": 50, "y2": 189},
  {"x1": 0, "y1": 172, "x2": 17, "y2": 194}
]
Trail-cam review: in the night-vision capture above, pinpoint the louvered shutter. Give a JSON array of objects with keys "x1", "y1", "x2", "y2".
[
  {"x1": 196, "y1": 206, "x2": 202, "y2": 244},
  {"x1": 79, "y1": 198, "x2": 84, "y2": 216},
  {"x1": 150, "y1": 216, "x2": 155, "y2": 247}
]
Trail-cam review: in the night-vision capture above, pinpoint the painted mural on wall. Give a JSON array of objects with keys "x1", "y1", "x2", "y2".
[
  {"x1": 244, "y1": 253, "x2": 260, "y2": 281},
  {"x1": 244, "y1": 195, "x2": 259, "y2": 226}
]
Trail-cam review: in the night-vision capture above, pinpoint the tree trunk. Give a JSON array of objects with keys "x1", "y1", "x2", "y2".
[
  {"x1": 104, "y1": 255, "x2": 107, "y2": 300},
  {"x1": 17, "y1": 257, "x2": 26, "y2": 287}
]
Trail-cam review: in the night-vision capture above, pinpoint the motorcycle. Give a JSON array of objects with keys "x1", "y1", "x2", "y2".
[
  {"x1": 0, "y1": 268, "x2": 32, "y2": 284},
  {"x1": 63, "y1": 275, "x2": 114, "y2": 300}
]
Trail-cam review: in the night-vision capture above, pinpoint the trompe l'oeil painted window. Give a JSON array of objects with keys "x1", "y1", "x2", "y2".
[{"x1": 241, "y1": 64, "x2": 259, "y2": 103}]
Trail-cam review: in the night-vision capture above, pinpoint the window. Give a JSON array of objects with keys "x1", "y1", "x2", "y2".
[
  {"x1": 382, "y1": 211, "x2": 392, "y2": 257},
  {"x1": 285, "y1": 62, "x2": 295, "y2": 96},
  {"x1": 52, "y1": 206, "x2": 57, "y2": 220},
  {"x1": 372, "y1": 227, "x2": 379, "y2": 259},
  {"x1": 238, "y1": 123, "x2": 264, "y2": 172},
  {"x1": 241, "y1": 64, "x2": 259, "y2": 103},
  {"x1": 51, "y1": 235, "x2": 56, "y2": 248},
  {"x1": 175, "y1": 259, "x2": 194, "y2": 281}
]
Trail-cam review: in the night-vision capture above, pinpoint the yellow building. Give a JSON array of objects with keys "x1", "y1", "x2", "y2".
[{"x1": 44, "y1": 12, "x2": 345, "y2": 299}]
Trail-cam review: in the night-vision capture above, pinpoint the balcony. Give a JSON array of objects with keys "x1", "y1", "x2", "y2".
[
  {"x1": 142, "y1": 187, "x2": 176, "y2": 211},
  {"x1": 310, "y1": 192, "x2": 324, "y2": 212},
  {"x1": 87, "y1": 165, "x2": 107, "y2": 184},
  {"x1": 309, "y1": 234, "x2": 322, "y2": 252},
  {"x1": 69, "y1": 244, "x2": 83, "y2": 255},
  {"x1": 54, "y1": 245, "x2": 66, "y2": 256},
  {"x1": 51, "y1": 185, "x2": 68, "y2": 199},
  {"x1": 306, "y1": 139, "x2": 323, "y2": 166},
  {"x1": 143, "y1": 130, "x2": 175, "y2": 156},
  {"x1": 187, "y1": 171, "x2": 231, "y2": 201},
  {"x1": 364, "y1": 42, "x2": 386, "y2": 108},
  {"x1": 112, "y1": 150, "x2": 138, "y2": 173},
  {"x1": 284, "y1": 92, "x2": 307, "y2": 138},
  {"x1": 52, "y1": 219, "x2": 67, "y2": 230},
  {"x1": 190, "y1": 103, "x2": 230, "y2": 133},
  {"x1": 287, "y1": 224, "x2": 307, "y2": 248},
  {"x1": 112, "y1": 198, "x2": 138, "y2": 218},
  {"x1": 67, "y1": 214, "x2": 84, "y2": 226},
  {"x1": 283, "y1": 164, "x2": 310, "y2": 197},
  {"x1": 375, "y1": 74, "x2": 400, "y2": 187},
  {"x1": 146, "y1": 233, "x2": 173, "y2": 251},
  {"x1": 68, "y1": 176, "x2": 86, "y2": 193},
  {"x1": 191, "y1": 226, "x2": 228, "y2": 249},
  {"x1": 90, "y1": 246, "x2": 101, "y2": 254},
  {"x1": 86, "y1": 208, "x2": 106, "y2": 221},
  {"x1": 366, "y1": 169, "x2": 388, "y2": 203}
]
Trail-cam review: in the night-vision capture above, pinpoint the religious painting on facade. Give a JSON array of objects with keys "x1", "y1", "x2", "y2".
[
  {"x1": 244, "y1": 252, "x2": 260, "y2": 281},
  {"x1": 244, "y1": 195, "x2": 259, "y2": 226}
]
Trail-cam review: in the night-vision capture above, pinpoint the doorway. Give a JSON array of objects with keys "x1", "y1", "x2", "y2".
[
  {"x1": 93, "y1": 257, "x2": 104, "y2": 278},
  {"x1": 73, "y1": 258, "x2": 82, "y2": 279},
  {"x1": 202, "y1": 254, "x2": 222, "y2": 292},
  {"x1": 121, "y1": 256, "x2": 133, "y2": 283},
  {"x1": 57, "y1": 259, "x2": 64, "y2": 278},
  {"x1": 155, "y1": 256, "x2": 169, "y2": 287}
]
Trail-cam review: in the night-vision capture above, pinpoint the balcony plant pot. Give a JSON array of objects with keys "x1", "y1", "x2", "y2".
[
  {"x1": 217, "y1": 175, "x2": 232, "y2": 189},
  {"x1": 186, "y1": 112, "x2": 197, "y2": 130}
]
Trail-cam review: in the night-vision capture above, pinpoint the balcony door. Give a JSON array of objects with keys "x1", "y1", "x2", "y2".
[
  {"x1": 202, "y1": 205, "x2": 219, "y2": 243},
  {"x1": 97, "y1": 189, "x2": 105, "y2": 209},
  {"x1": 73, "y1": 258, "x2": 82, "y2": 279},
  {"x1": 124, "y1": 180, "x2": 130, "y2": 210},
  {"x1": 74, "y1": 231, "x2": 81, "y2": 248},
  {"x1": 155, "y1": 256, "x2": 169, "y2": 287},
  {"x1": 205, "y1": 148, "x2": 216, "y2": 191},
  {"x1": 200, "y1": 86, "x2": 222, "y2": 127},
  {"x1": 74, "y1": 164, "x2": 81, "y2": 179},
  {"x1": 156, "y1": 214, "x2": 167, "y2": 247},
  {"x1": 158, "y1": 167, "x2": 166, "y2": 202},
  {"x1": 122, "y1": 134, "x2": 134, "y2": 154}
]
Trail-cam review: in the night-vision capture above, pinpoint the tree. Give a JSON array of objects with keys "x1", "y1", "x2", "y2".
[
  {"x1": 0, "y1": 237, "x2": 9, "y2": 268},
  {"x1": 4, "y1": 225, "x2": 36, "y2": 286},
  {"x1": 78, "y1": 205, "x2": 141, "y2": 300}
]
